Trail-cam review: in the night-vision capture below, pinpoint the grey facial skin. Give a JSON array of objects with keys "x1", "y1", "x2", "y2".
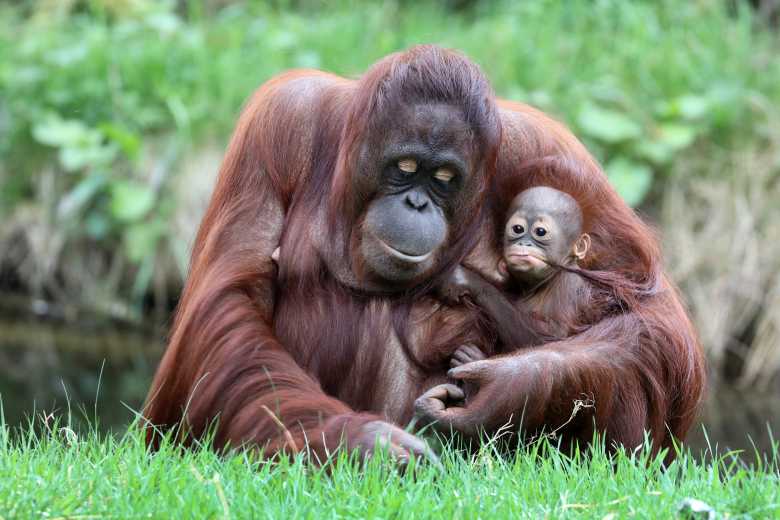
[
  {"x1": 358, "y1": 103, "x2": 477, "y2": 283},
  {"x1": 501, "y1": 186, "x2": 588, "y2": 283}
]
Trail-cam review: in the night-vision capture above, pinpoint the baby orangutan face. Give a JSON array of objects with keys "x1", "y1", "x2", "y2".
[{"x1": 501, "y1": 186, "x2": 590, "y2": 283}]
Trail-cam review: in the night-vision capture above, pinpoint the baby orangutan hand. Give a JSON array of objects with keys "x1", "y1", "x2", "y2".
[
  {"x1": 437, "y1": 265, "x2": 481, "y2": 305},
  {"x1": 450, "y1": 343, "x2": 486, "y2": 368}
]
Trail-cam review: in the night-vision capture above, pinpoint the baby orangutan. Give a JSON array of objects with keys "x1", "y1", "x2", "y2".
[{"x1": 440, "y1": 185, "x2": 592, "y2": 367}]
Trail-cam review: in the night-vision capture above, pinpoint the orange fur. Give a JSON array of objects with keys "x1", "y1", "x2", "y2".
[{"x1": 144, "y1": 48, "x2": 705, "y2": 461}]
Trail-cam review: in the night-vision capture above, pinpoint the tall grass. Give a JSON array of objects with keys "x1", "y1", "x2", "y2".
[{"x1": 1, "y1": 417, "x2": 778, "y2": 518}]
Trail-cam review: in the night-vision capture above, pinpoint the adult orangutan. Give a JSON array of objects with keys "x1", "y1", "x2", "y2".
[{"x1": 144, "y1": 45, "x2": 705, "y2": 463}]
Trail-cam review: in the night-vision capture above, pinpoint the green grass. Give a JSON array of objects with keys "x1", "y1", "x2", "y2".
[{"x1": 1, "y1": 423, "x2": 778, "y2": 519}]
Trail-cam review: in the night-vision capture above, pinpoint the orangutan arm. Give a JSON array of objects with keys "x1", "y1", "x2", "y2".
[
  {"x1": 144, "y1": 73, "x2": 429, "y2": 463},
  {"x1": 419, "y1": 272, "x2": 704, "y2": 456}
]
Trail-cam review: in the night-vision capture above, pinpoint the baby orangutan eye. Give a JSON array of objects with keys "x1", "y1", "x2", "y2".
[
  {"x1": 398, "y1": 158, "x2": 418, "y2": 173},
  {"x1": 433, "y1": 168, "x2": 455, "y2": 183},
  {"x1": 512, "y1": 224, "x2": 524, "y2": 235},
  {"x1": 534, "y1": 227, "x2": 547, "y2": 237}
]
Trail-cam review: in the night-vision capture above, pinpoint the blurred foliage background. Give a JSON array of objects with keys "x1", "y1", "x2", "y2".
[{"x1": 1, "y1": 0, "x2": 779, "y2": 394}]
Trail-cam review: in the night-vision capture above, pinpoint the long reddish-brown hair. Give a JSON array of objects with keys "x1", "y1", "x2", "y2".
[
  {"x1": 493, "y1": 154, "x2": 704, "y2": 449},
  {"x1": 280, "y1": 45, "x2": 502, "y2": 295}
]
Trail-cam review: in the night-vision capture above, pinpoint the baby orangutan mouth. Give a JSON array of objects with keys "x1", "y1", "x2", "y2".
[{"x1": 505, "y1": 249, "x2": 547, "y2": 271}]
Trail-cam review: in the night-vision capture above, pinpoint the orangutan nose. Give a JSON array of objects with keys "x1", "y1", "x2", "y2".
[{"x1": 405, "y1": 190, "x2": 430, "y2": 211}]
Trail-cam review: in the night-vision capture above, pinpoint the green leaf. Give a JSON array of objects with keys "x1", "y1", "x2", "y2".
[
  {"x1": 110, "y1": 181, "x2": 155, "y2": 222},
  {"x1": 656, "y1": 123, "x2": 696, "y2": 150},
  {"x1": 635, "y1": 141, "x2": 674, "y2": 166},
  {"x1": 577, "y1": 103, "x2": 641, "y2": 143},
  {"x1": 99, "y1": 123, "x2": 141, "y2": 160},
  {"x1": 654, "y1": 95, "x2": 709, "y2": 121},
  {"x1": 124, "y1": 222, "x2": 163, "y2": 263},
  {"x1": 270, "y1": 29, "x2": 297, "y2": 50},
  {"x1": 527, "y1": 90, "x2": 553, "y2": 109},
  {"x1": 48, "y1": 43, "x2": 88, "y2": 66},
  {"x1": 32, "y1": 115, "x2": 117, "y2": 171},
  {"x1": 59, "y1": 143, "x2": 117, "y2": 172},
  {"x1": 131, "y1": 254, "x2": 156, "y2": 299},
  {"x1": 145, "y1": 12, "x2": 182, "y2": 35},
  {"x1": 677, "y1": 95, "x2": 709, "y2": 120},
  {"x1": 605, "y1": 158, "x2": 653, "y2": 207},
  {"x1": 636, "y1": 124, "x2": 697, "y2": 166},
  {"x1": 294, "y1": 50, "x2": 321, "y2": 69},
  {"x1": 32, "y1": 116, "x2": 90, "y2": 148},
  {"x1": 85, "y1": 211, "x2": 111, "y2": 240},
  {"x1": 57, "y1": 174, "x2": 107, "y2": 220}
]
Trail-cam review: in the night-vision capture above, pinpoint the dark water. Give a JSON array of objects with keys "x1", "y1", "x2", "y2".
[
  {"x1": 0, "y1": 313, "x2": 777, "y2": 460},
  {"x1": 0, "y1": 315, "x2": 161, "y2": 432}
]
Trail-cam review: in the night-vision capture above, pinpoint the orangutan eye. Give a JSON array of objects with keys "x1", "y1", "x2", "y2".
[
  {"x1": 511, "y1": 224, "x2": 524, "y2": 235},
  {"x1": 433, "y1": 168, "x2": 455, "y2": 183},
  {"x1": 534, "y1": 227, "x2": 548, "y2": 238},
  {"x1": 398, "y1": 158, "x2": 417, "y2": 174}
]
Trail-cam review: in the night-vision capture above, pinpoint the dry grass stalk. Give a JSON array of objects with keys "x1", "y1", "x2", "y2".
[{"x1": 662, "y1": 146, "x2": 780, "y2": 389}]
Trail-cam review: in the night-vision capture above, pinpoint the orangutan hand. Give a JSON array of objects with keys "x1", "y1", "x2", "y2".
[{"x1": 414, "y1": 355, "x2": 542, "y2": 438}]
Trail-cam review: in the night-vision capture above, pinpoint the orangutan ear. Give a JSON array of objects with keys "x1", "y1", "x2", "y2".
[
  {"x1": 497, "y1": 257, "x2": 508, "y2": 278},
  {"x1": 573, "y1": 233, "x2": 591, "y2": 261}
]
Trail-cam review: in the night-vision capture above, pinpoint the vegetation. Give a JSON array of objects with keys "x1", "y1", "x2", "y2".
[
  {"x1": 1, "y1": 3, "x2": 779, "y2": 511},
  {"x1": 1, "y1": 1, "x2": 779, "y2": 378},
  {"x1": 1, "y1": 421, "x2": 779, "y2": 519}
]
